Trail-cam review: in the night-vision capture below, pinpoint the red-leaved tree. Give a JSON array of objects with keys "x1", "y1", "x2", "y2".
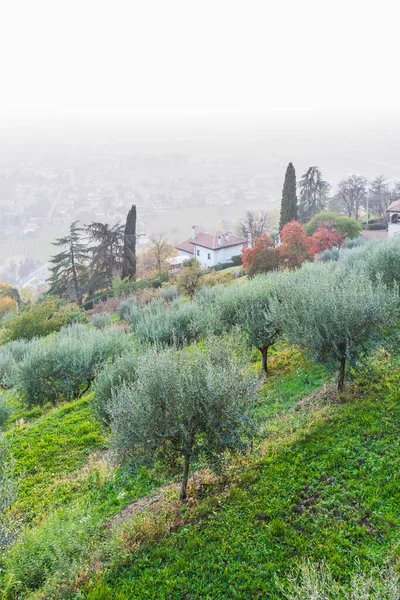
[
  {"x1": 241, "y1": 235, "x2": 279, "y2": 277},
  {"x1": 279, "y1": 221, "x2": 314, "y2": 269},
  {"x1": 310, "y1": 226, "x2": 345, "y2": 253}
]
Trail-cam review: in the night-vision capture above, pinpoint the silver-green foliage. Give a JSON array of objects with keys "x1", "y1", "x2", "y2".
[
  {"x1": 0, "y1": 338, "x2": 40, "y2": 389},
  {"x1": 0, "y1": 434, "x2": 17, "y2": 551},
  {"x1": 16, "y1": 324, "x2": 130, "y2": 407},
  {"x1": 269, "y1": 263, "x2": 398, "y2": 390},
  {"x1": 109, "y1": 338, "x2": 260, "y2": 500},
  {"x1": 92, "y1": 351, "x2": 140, "y2": 426},
  {"x1": 340, "y1": 238, "x2": 400, "y2": 289}
]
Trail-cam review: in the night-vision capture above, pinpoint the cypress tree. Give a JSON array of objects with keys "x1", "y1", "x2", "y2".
[
  {"x1": 121, "y1": 205, "x2": 137, "y2": 280},
  {"x1": 279, "y1": 162, "x2": 298, "y2": 231}
]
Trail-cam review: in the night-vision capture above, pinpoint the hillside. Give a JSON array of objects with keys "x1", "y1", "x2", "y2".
[
  {"x1": 0, "y1": 237, "x2": 400, "y2": 599},
  {"x1": 0, "y1": 345, "x2": 399, "y2": 598}
]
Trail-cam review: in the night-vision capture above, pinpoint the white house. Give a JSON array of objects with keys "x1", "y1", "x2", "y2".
[
  {"x1": 175, "y1": 226, "x2": 246, "y2": 268},
  {"x1": 387, "y1": 200, "x2": 400, "y2": 237}
]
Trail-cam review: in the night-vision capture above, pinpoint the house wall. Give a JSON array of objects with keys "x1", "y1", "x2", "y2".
[{"x1": 193, "y1": 243, "x2": 244, "y2": 268}]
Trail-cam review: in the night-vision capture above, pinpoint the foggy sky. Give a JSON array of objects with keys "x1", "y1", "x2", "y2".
[{"x1": 2, "y1": 0, "x2": 400, "y2": 118}]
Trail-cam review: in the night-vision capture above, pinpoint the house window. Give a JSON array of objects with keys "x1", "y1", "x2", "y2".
[
  {"x1": 197, "y1": 249, "x2": 200, "y2": 256},
  {"x1": 208, "y1": 253, "x2": 211, "y2": 260}
]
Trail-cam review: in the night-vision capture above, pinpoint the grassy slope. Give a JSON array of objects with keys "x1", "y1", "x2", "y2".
[
  {"x1": 2, "y1": 347, "x2": 400, "y2": 599},
  {"x1": 84, "y1": 354, "x2": 400, "y2": 599}
]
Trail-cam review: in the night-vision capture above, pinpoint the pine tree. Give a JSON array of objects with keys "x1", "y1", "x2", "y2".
[
  {"x1": 121, "y1": 205, "x2": 137, "y2": 280},
  {"x1": 279, "y1": 162, "x2": 298, "y2": 231},
  {"x1": 87, "y1": 222, "x2": 124, "y2": 293},
  {"x1": 298, "y1": 166, "x2": 330, "y2": 223},
  {"x1": 47, "y1": 221, "x2": 88, "y2": 306}
]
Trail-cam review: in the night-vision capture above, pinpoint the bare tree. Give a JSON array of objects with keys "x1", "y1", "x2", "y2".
[
  {"x1": 368, "y1": 176, "x2": 391, "y2": 219},
  {"x1": 237, "y1": 210, "x2": 268, "y2": 246},
  {"x1": 335, "y1": 175, "x2": 368, "y2": 220},
  {"x1": 149, "y1": 233, "x2": 175, "y2": 272}
]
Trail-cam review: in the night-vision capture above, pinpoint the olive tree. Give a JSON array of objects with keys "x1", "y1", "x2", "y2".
[
  {"x1": 238, "y1": 297, "x2": 280, "y2": 374},
  {"x1": 269, "y1": 264, "x2": 398, "y2": 391},
  {"x1": 109, "y1": 339, "x2": 260, "y2": 501}
]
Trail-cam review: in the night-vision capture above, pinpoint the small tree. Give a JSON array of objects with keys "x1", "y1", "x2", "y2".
[
  {"x1": 310, "y1": 226, "x2": 345, "y2": 253},
  {"x1": 270, "y1": 265, "x2": 397, "y2": 391},
  {"x1": 279, "y1": 221, "x2": 314, "y2": 269},
  {"x1": 121, "y1": 205, "x2": 137, "y2": 280},
  {"x1": 279, "y1": 163, "x2": 298, "y2": 231},
  {"x1": 238, "y1": 296, "x2": 280, "y2": 374},
  {"x1": 176, "y1": 261, "x2": 203, "y2": 298},
  {"x1": 242, "y1": 235, "x2": 279, "y2": 277},
  {"x1": 148, "y1": 232, "x2": 175, "y2": 273},
  {"x1": 109, "y1": 340, "x2": 259, "y2": 501}
]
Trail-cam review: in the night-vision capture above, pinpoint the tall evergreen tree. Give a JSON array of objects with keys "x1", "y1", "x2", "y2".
[
  {"x1": 87, "y1": 222, "x2": 124, "y2": 293},
  {"x1": 121, "y1": 205, "x2": 137, "y2": 280},
  {"x1": 279, "y1": 162, "x2": 298, "y2": 231},
  {"x1": 298, "y1": 166, "x2": 330, "y2": 223},
  {"x1": 47, "y1": 221, "x2": 88, "y2": 306}
]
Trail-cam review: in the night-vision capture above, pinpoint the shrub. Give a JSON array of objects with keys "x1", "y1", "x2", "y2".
[
  {"x1": 91, "y1": 313, "x2": 112, "y2": 329},
  {"x1": 306, "y1": 211, "x2": 362, "y2": 239},
  {"x1": 109, "y1": 338, "x2": 260, "y2": 500},
  {"x1": 343, "y1": 236, "x2": 366, "y2": 250},
  {"x1": 241, "y1": 235, "x2": 280, "y2": 277},
  {"x1": 5, "y1": 506, "x2": 101, "y2": 595},
  {"x1": 341, "y1": 238, "x2": 400, "y2": 290},
  {"x1": 0, "y1": 338, "x2": 40, "y2": 389},
  {"x1": 159, "y1": 286, "x2": 179, "y2": 302},
  {"x1": 176, "y1": 262, "x2": 203, "y2": 298},
  {"x1": 201, "y1": 270, "x2": 235, "y2": 287},
  {"x1": 117, "y1": 297, "x2": 138, "y2": 321},
  {"x1": 320, "y1": 248, "x2": 339, "y2": 262},
  {"x1": 0, "y1": 434, "x2": 18, "y2": 551},
  {"x1": 0, "y1": 297, "x2": 17, "y2": 318},
  {"x1": 16, "y1": 324, "x2": 131, "y2": 407},
  {"x1": 3, "y1": 299, "x2": 87, "y2": 342},
  {"x1": 92, "y1": 352, "x2": 140, "y2": 426}
]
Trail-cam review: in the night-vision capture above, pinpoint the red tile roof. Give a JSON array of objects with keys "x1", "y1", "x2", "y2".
[
  {"x1": 175, "y1": 238, "x2": 194, "y2": 254},
  {"x1": 176, "y1": 233, "x2": 246, "y2": 252},
  {"x1": 387, "y1": 200, "x2": 400, "y2": 212}
]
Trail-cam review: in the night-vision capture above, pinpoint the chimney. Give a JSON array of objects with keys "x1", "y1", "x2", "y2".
[
  {"x1": 192, "y1": 225, "x2": 198, "y2": 240},
  {"x1": 226, "y1": 231, "x2": 232, "y2": 242},
  {"x1": 218, "y1": 235, "x2": 224, "y2": 246}
]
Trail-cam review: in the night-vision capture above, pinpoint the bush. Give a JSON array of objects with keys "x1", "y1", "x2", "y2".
[
  {"x1": 320, "y1": 248, "x2": 339, "y2": 262},
  {"x1": 0, "y1": 297, "x2": 17, "y2": 318},
  {"x1": 342, "y1": 237, "x2": 366, "y2": 250},
  {"x1": 0, "y1": 338, "x2": 40, "y2": 389},
  {"x1": 0, "y1": 434, "x2": 17, "y2": 551},
  {"x1": 306, "y1": 211, "x2": 362, "y2": 239},
  {"x1": 16, "y1": 324, "x2": 131, "y2": 407},
  {"x1": 340, "y1": 237, "x2": 400, "y2": 289},
  {"x1": 92, "y1": 352, "x2": 140, "y2": 426},
  {"x1": 176, "y1": 262, "x2": 203, "y2": 298},
  {"x1": 159, "y1": 286, "x2": 179, "y2": 302},
  {"x1": 201, "y1": 270, "x2": 235, "y2": 288},
  {"x1": 109, "y1": 338, "x2": 260, "y2": 500},
  {"x1": 91, "y1": 313, "x2": 112, "y2": 329},
  {"x1": 5, "y1": 506, "x2": 101, "y2": 595},
  {"x1": 3, "y1": 299, "x2": 87, "y2": 342}
]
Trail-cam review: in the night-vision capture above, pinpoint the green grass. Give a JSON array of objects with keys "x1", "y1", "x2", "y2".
[
  {"x1": 82, "y1": 355, "x2": 400, "y2": 599},
  {"x1": 2, "y1": 347, "x2": 400, "y2": 599}
]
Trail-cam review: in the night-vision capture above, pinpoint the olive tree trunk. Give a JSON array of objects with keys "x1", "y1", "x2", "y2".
[
  {"x1": 179, "y1": 455, "x2": 190, "y2": 502},
  {"x1": 260, "y1": 345, "x2": 269, "y2": 375}
]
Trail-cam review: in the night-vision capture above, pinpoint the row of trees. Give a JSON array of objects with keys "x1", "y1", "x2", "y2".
[
  {"x1": 48, "y1": 207, "x2": 140, "y2": 306},
  {"x1": 242, "y1": 214, "x2": 361, "y2": 277},
  {"x1": 279, "y1": 165, "x2": 400, "y2": 230}
]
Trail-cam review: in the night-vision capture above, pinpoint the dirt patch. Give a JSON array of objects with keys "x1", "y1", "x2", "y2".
[{"x1": 295, "y1": 384, "x2": 339, "y2": 412}]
